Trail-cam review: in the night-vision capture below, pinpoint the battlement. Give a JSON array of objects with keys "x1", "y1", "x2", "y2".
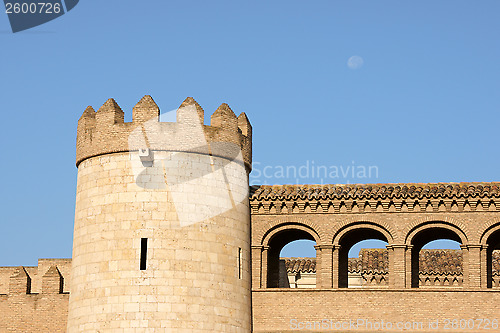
[
  {"x1": 0, "y1": 259, "x2": 71, "y2": 296},
  {"x1": 0, "y1": 259, "x2": 70, "y2": 332},
  {"x1": 76, "y1": 96, "x2": 252, "y2": 170}
]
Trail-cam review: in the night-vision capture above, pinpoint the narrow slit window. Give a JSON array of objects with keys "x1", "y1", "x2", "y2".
[
  {"x1": 238, "y1": 247, "x2": 242, "y2": 279},
  {"x1": 140, "y1": 238, "x2": 148, "y2": 270}
]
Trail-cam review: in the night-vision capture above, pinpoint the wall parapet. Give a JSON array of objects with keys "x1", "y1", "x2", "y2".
[{"x1": 0, "y1": 259, "x2": 71, "y2": 296}]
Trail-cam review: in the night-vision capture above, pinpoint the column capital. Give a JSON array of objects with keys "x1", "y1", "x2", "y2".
[
  {"x1": 460, "y1": 244, "x2": 484, "y2": 250},
  {"x1": 315, "y1": 244, "x2": 336, "y2": 250},
  {"x1": 251, "y1": 245, "x2": 270, "y2": 250},
  {"x1": 386, "y1": 244, "x2": 410, "y2": 250}
]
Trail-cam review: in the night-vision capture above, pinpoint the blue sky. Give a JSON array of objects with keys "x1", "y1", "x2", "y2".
[{"x1": 0, "y1": 1, "x2": 499, "y2": 265}]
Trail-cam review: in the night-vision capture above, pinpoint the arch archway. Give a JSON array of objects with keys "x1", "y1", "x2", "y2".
[
  {"x1": 406, "y1": 222, "x2": 467, "y2": 288},
  {"x1": 481, "y1": 224, "x2": 500, "y2": 288},
  {"x1": 334, "y1": 223, "x2": 392, "y2": 288},
  {"x1": 263, "y1": 224, "x2": 319, "y2": 288}
]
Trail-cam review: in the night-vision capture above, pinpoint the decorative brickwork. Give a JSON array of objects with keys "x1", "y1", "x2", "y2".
[
  {"x1": 250, "y1": 183, "x2": 500, "y2": 216},
  {"x1": 251, "y1": 182, "x2": 500, "y2": 332}
]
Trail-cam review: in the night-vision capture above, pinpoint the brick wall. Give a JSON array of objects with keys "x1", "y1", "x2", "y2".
[
  {"x1": 252, "y1": 289, "x2": 500, "y2": 333},
  {"x1": 250, "y1": 184, "x2": 500, "y2": 332},
  {"x1": 0, "y1": 260, "x2": 70, "y2": 333},
  {"x1": 0, "y1": 293, "x2": 69, "y2": 332}
]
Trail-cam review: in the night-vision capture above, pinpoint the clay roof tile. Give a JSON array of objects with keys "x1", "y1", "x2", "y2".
[{"x1": 251, "y1": 183, "x2": 500, "y2": 202}]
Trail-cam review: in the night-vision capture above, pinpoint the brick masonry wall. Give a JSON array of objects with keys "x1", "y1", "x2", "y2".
[
  {"x1": 252, "y1": 289, "x2": 500, "y2": 333},
  {"x1": 0, "y1": 260, "x2": 70, "y2": 333},
  {"x1": 0, "y1": 260, "x2": 71, "y2": 295},
  {"x1": 0, "y1": 293, "x2": 69, "y2": 333},
  {"x1": 76, "y1": 96, "x2": 252, "y2": 171},
  {"x1": 250, "y1": 194, "x2": 500, "y2": 331},
  {"x1": 251, "y1": 212, "x2": 500, "y2": 248},
  {"x1": 1, "y1": 203, "x2": 499, "y2": 332},
  {"x1": 251, "y1": 211, "x2": 500, "y2": 289}
]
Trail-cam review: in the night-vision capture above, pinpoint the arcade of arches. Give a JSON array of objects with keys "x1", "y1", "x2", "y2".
[{"x1": 250, "y1": 183, "x2": 500, "y2": 290}]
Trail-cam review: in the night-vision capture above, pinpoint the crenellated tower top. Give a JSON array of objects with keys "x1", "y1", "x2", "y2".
[{"x1": 76, "y1": 95, "x2": 252, "y2": 170}]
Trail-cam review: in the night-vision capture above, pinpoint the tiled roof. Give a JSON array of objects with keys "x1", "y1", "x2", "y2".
[
  {"x1": 284, "y1": 258, "x2": 316, "y2": 273},
  {"x1": 251, "y1": 183, "x2": 500, "y2": 201},
  {"x1": 348, "y1": 249, "x2": 389, "y2": 273},
  {"x1": 282, "y1": 249, "x2": 500, "y2": 275},
  {"x1": 419, "y1": 249, "x2": 462, "y2": 275}
]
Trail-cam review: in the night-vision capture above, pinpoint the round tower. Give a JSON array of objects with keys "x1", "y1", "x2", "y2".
[{"x1": 67, "y1": 96, "x2": 252, "y2": 332}]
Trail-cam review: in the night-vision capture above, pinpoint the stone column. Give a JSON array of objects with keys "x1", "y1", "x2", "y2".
[
  {"x1": 464, "y1": 244, "x2": 483, "y2": 289},
  {"x1": 387, "y1": 244, "x2": 408, "y2": 288},
  {"x1": 314, "y1": 245, "x2": 322, "y2": 288},
  {"x1": 460, "y1": 244, "x2": 469, "y2": 287},
  {"x1": 405, "y1": 245, "x2": 414, "y2": 288},
  {"x1": 251, "y1": 245, "x2": 263, "y2": 288},
  {"x1": 261, "y1": 246, "x2": 269, "y2": 288},
  {"x1": 316, "y1": 245, "x2": 334, "y2": 288},
  {"x1": 481, "y1": 244, "x2": 489, "y2": 288},
  {"x1": 332, "y1": 245, "x2": 341, "y2": 288}
]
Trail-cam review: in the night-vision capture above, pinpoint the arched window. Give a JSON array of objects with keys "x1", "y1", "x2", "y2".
[
  {"x1": 485, "y1": 229, "x2": 500, "y2": 288},
  {"x1": 266, "y1": 229, "x2": 317, "y2": 288},
  {"x1": 338, "y1": 228, "x2": 389, "y2": 288},
  {"x1": 410, "y1": 227, "x2": 463, "y2": 288}
]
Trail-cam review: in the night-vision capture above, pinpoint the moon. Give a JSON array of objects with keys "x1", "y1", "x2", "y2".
[{"x1": 347, "y1": 56, "x2": 364, "y2": 69}]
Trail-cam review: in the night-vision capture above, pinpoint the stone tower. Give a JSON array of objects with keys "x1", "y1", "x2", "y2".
[{"x1": 67, "y1": 96, "x2": 252, "y2": 332}]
